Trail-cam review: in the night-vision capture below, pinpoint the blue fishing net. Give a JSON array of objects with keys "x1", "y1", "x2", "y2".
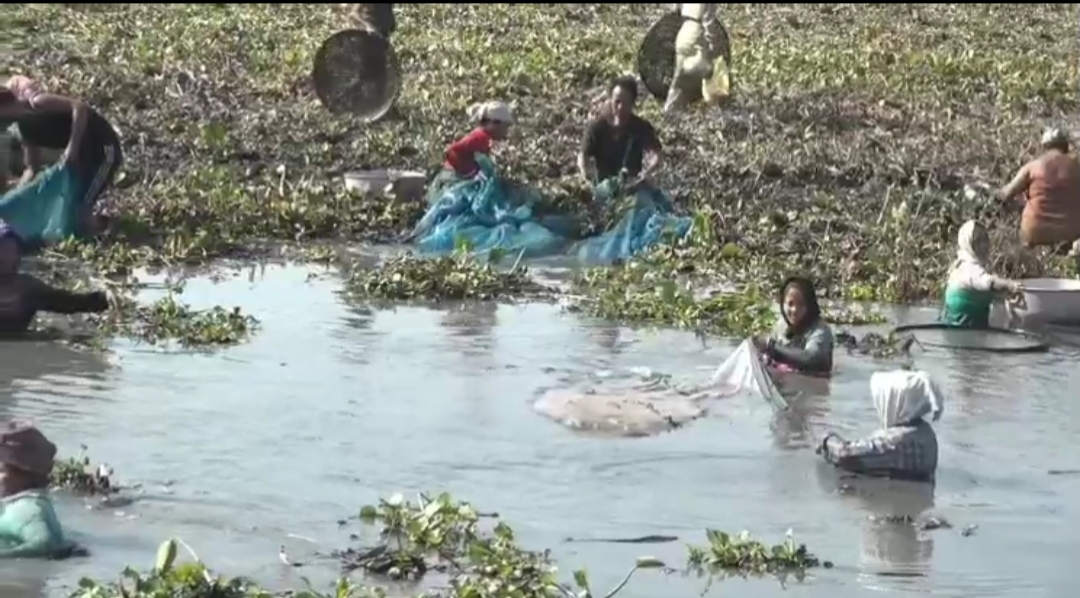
[
  {"x1": 410, "y1": 154, "x2": 693, "y2": 264},
  {"x1": 0, "y1": 163, "x2": 81, "y2": 247},
  {"x1": 572, "y1": 180, "x2": 693, "y2": 265},
  {"x1": 410, "y1": 155, "x2": 572, "y2": 259}
]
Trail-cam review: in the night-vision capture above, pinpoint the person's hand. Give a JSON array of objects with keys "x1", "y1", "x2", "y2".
[
  {"x1": 1007, "y1": 280, "x2": 1025, "y2": 295},
  {"x1": 17, "y1": 168, "x2": 34, "y2": 188}
]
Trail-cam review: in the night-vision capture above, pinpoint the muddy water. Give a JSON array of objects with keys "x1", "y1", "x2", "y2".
[{"x1": 0, "y1": 262, "x2": 1077, "y2": 597}]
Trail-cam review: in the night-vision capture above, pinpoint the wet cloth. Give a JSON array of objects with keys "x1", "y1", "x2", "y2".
[
  {"x1": 710, "y1": 338, "x2": 787, "y2": 410},
  {"x1": 941, "y1": 221, "x2": 998, "y2": 328},
  {"x1": 820, "y1": 370, "x2": 944, "y2": 482},
  {"x1": 0, "y1": 163, "x2": 82, "y2": 246}
]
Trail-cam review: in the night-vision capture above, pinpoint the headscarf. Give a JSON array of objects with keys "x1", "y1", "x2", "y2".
[
  {"x1": 466, "y1": 100, "x2": 514, "y2": 125},
  {"x1": 0, "y1": 422, "x2": 57, "y2": 478},
  {"x1": 2, "y1": 75, "x2": 44, "y2": 104},
  {"x1": 778, "y1": 276, "x2": 822, "y2": 337},
  {"x1": 951, "y1": 220, "x2": 985, "y2": 271},
  {"x1": 870, "y1": 369, "x2": 944, "y2": 429}
]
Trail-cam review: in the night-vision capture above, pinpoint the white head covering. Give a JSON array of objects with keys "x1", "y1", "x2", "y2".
[
  {"x1": 466, "y1": 101, "x2": 514, "y2": 124},
  {"x1": 870, "y1": 370, "x2": 944, "y2": 428},
  {"x1": 951, "y1": 220, "x2": 984, "y2": 271},
  {"x1": 1041, "y1": 127, "x2": 1069, "y2": 148}
]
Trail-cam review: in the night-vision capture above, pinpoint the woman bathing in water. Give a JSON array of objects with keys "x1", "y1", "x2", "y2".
[
  {"x1": 753, "y1": 276, "x2": 834, "y2": 376},
  {"x1": 940, "y1": 220, "x2": 1023, "y2": 329},
  {"x1": 0, "y1": 223, "x2": 109, "y2": 334},
  {"x1": 0, "y1": 422, "x2": 72, "y2": 558},
  {"x1": 818, "y1": 369, "x2": 943, "y2": 483},
  {"x1": 0, "y1": 75, "x2": 124, "y2": 237}
]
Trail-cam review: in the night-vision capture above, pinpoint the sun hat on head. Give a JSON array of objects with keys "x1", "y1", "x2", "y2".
[
  {"x1": 0, "y1": 421, "x2": 57, "y2": 478},
  {"x1": 1041, "y1": 127, "x2": 1070, "y2": 147}
]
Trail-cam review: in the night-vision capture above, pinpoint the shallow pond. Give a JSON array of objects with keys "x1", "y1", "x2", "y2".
[{"x1": 0, "y1": 262, "x2": 1078, "y2": 598}]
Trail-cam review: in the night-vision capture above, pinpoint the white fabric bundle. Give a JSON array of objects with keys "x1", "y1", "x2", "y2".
[{"x1": 709, "y1": 339, "x2": 788, "y2": 410}]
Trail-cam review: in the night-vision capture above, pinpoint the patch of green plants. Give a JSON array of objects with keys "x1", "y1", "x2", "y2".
[
  {"x1": 344, "y1": 247, "x2": 549, "y2": 303},
  {"x1": 97, "y1": 292, "x2": 259, "y2": 349},
  {"x1": 50, "y1": 448, "x2": 116, "y2": 496}
]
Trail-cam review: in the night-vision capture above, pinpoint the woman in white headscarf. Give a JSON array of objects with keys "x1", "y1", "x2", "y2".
[
  {"x1": 817, "y1": 369, "x2": 944, "y2": 482},
  {"x1": 423, "y1": 100, "x2": 515, "y2": 205},
  {"x1": 940, "y1": 220, "x2": 1023, "y2": 328}
]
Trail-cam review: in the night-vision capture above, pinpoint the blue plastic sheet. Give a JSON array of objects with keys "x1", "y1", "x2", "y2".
[
  {"x1": 572, "y1": 181, "x2": 692, "y2": 266},
  {"x1": 0, "y1": 164, "x2": 81, "y2": 247},
  {"x1": 409, "y1": 155, "x2": 692, "y2": 264},
  {"x1": 410, "y1": 155, "x2": 571, "y2": 259}
]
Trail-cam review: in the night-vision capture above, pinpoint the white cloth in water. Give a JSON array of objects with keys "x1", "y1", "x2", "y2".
[
  {"x1": 709, "y1": 339, "x2": 787, "y2": 410},
  {"x1": 871, "y1": 369, "x2": 944, "y2": 428}
]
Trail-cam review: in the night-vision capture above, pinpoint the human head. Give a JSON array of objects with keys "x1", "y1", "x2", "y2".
[
  {"x1": 870, "y1": 370, "x2": 944, "y2": 429},
  {"x1": 778, "y1": 276, "x2": 821, "y2": 333},
  {"x1": 956, "y1": 220, "x2": 989, "y2": 264},
  {"x1": 467, "y1": 100, "x2": 514, "y2": 141},
  {"x1": 1041, "y1": 127, "x2": 1070, "y2": 153},
  {"x1": 608, "y1": 75, "x2": 639, "y2": 126},
  {"x1": 0, "y1": 223, "x2": 22, "y2": 275},
  {"x1": 0, "y1": 422, "x2": 57, "y2": 496}
]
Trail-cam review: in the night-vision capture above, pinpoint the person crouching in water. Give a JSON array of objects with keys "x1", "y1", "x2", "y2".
[
  {"x1": 753, "y1": 276, "x2": 834, "y2": 376},
  {"x1": 818, "y1": 369, "x2": 944, "y2": 483},
  {"x1": 425, "y1": 101, "x2": 514, "y2": 203},
  {"x1": 0, "y1": 422, "x2": 72, "y2": 558},
  {"x1": 0, "y1": 223, "x2": 109, "y2": 335},
  {"x1": 0, "y1": 75, "x2": 123, "y2": 238},
  {"x1": 941, "y1": 220, "x2": 1024, "y2": 329}
]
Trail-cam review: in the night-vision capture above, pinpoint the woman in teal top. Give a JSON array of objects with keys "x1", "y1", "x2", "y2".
[
  {"x1": 941, "y1": 220, "x2": 1023, "y2": 328},
  {"x1": 0, "y1": 422, "x2": 69, "y2": 558}
]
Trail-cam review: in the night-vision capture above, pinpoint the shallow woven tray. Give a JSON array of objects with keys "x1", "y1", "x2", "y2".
[
  {"x1": 637, "y1": 10, "x2": 732, "y2": 103},
  {"x1": 312, "y1": 28, "x2": 401, "y2": 121}
]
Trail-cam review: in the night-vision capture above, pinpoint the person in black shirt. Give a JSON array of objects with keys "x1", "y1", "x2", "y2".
[
  {"x1": 0, "y1": 76, "x2": 123, "y2": 238},
  {"x1": 0, "y1": 222, "x2": 109, "y2": 335},
  {"x1": 577, "y1": 76, "x2": 663, "y2": 191}
]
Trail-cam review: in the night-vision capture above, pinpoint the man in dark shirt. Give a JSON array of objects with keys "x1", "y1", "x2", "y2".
[{"x1": 578, "y1": 76, "x2": 664, "y2": 190}]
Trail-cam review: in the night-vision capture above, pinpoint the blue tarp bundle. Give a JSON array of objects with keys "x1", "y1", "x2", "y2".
[
  {"x1": 410, "y1": 155, "x2": 693, "y2": 265},
  {"x1": 0, "y1": 164, "x2": 81, "y2": 247}
]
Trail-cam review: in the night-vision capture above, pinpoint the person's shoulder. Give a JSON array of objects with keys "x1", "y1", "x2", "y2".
[{"x1": 631, "y1": 113, "x2": 658, "y2": 132}]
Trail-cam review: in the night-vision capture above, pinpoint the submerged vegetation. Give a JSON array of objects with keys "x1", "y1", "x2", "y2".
[
  {"x1": 73, "y1": 492, "x2": 824, "y2": 598},
  {"x1": 1, "y1": 3, "x2": 1073, "y2": 331}
]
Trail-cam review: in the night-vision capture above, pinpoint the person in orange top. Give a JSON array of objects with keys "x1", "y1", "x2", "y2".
[{"x1": 998, "y1": 128, "x2": 1080, "y2": 256}]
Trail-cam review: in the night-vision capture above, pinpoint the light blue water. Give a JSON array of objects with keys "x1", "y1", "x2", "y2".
[{"x1": 0, "y1": 262, "x2": 1076, "y2": 597}]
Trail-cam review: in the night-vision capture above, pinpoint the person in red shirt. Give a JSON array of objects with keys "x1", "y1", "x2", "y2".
[{"x1": 443, "y1": 100, "x2": 514, "y2": 178}]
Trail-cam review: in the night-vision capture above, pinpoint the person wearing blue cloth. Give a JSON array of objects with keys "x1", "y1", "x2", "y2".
[{"x1": 0, "y1": 421, "x2": 71, "y2": 558}]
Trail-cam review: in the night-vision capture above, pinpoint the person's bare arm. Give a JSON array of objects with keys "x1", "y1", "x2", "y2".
[
  {"x1": 998, "y1": 163, "x2": 1031, "y2": 203},
  {"x1": 578, "y1": 121, "x2": 599, "y2": 185},
  {"x1": 27, "y1": 94, "x2": 89, "y2": 165},
  {"x1": 18, "y1": 143, "x2": 41, "y2": 186}
]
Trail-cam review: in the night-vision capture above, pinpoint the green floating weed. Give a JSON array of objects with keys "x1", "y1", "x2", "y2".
[
  {"x1": 99, "y1": 294, "x2": 259, "y2": 348},
  {"x1": 345, "y1": 249, "x2": 549, "y2": 303},
  {"x1": 50, "y1": 450, "x2": 116, "y2": 496},
  {"x1": 686, "y1": 529, "x2": 829, "y2": 579}
]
